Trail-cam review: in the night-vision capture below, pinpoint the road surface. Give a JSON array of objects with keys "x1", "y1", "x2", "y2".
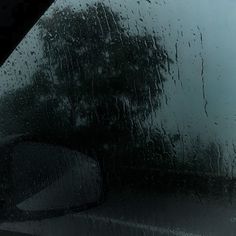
[{"x1": 1, "y1": 189, "x2": 236, "y2": 235}]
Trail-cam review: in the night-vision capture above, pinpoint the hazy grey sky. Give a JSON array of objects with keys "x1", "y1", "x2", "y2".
[{"x1": 1, "y1": 0, "x2": 236, "y2": 160}]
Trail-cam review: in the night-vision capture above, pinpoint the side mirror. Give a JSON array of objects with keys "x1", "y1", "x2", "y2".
[{"x1": 0, "y1": 140, "x2": 103, "y2": 213}]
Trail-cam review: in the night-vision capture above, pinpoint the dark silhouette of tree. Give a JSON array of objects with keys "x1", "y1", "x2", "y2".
[
  {"x1": 0, "y1": 3, "x2": 173, "y2": 177},
  {"x1": 37, "y1": 3, "x2": 170, "y2": 131},
  {"x1": 0, "y1": 71, "x2": 64, "y2": 136}
]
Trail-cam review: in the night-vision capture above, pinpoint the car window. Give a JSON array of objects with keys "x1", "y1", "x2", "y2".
[{"x1": 1, "y1": 0, "x2": 236, "y2": 235}]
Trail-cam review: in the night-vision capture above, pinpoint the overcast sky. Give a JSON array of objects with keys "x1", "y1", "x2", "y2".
[{"x1": 1, "y1": 0, "x2": 236, "y2": 162}]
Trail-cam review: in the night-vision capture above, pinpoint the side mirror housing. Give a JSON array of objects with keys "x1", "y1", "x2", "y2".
[{"x1": 0, "y1": 140, "x2": 103, "y2": 213}]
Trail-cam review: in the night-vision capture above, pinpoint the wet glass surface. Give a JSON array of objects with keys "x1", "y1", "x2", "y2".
[{"x1": 1, "y1": 0, "x2": 236, "y2": 235}]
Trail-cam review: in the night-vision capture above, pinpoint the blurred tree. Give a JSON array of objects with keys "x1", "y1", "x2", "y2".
[
  {"x1": 0, "y1": 3, "x2": 173, "y2": 176},
  {"x1": 37, "y1": 3, "x2": 171, "y2": 131}
]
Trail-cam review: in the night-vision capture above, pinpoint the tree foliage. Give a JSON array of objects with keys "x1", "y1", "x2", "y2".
[{"x1": 0, "y1": 3, "x2": 173, "y2": 172}]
